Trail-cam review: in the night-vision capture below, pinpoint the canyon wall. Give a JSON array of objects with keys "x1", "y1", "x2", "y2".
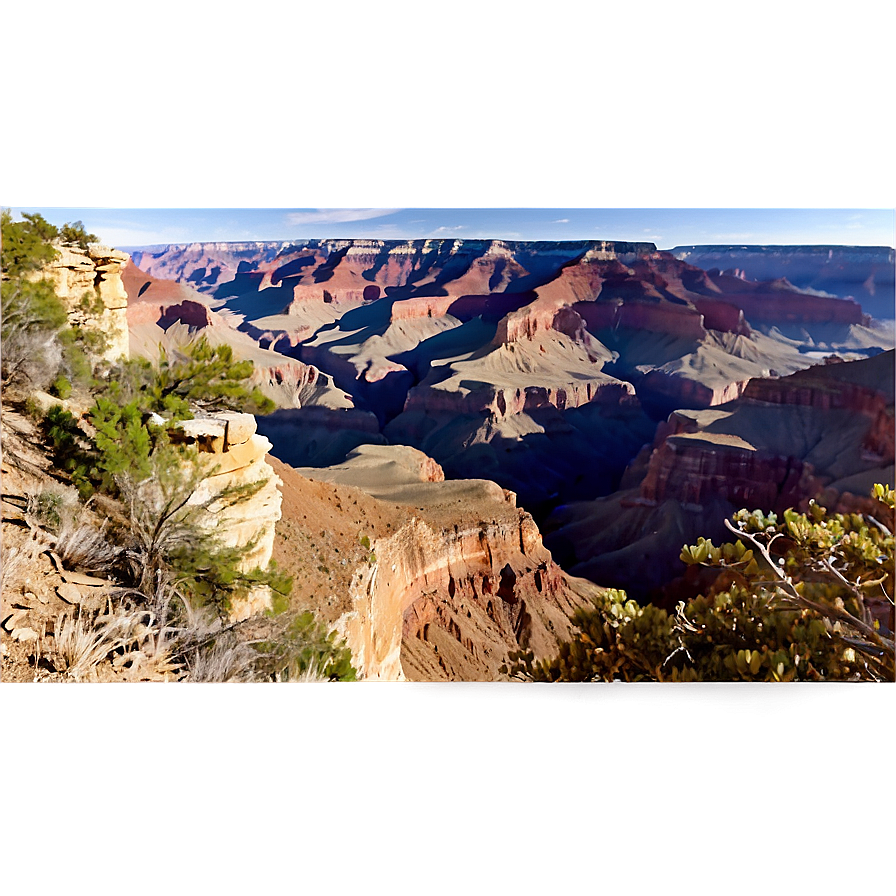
[
  {"x1": 335, "y1": 507, "x2": 587, "y2": 680},
  {"x1": 671, "y1": 245, "x2": 895, "y2": 321}
]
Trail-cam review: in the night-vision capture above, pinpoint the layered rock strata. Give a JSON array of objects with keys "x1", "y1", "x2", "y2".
[
  {"x1": 171, "y1": 411, "x2": 282, "y2": 619},
  {"x1": 283, "y1": 443, "x2": 592, "y2": 680},
  {"x1": 546, "y1": 352, "x2": 895, "y2": 601},
  {"x1": 340, "y1": 511, "x2": 584, "y2": 681}
]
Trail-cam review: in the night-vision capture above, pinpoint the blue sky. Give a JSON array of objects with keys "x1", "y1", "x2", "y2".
[
  {"x1": 0, "y1": 0, "x2": 896, "y2": 247},
  {"x1": 11, "y1": 207, "x2": 895, "y2": 250}
]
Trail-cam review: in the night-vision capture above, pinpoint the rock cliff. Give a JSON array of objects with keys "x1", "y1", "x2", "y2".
[
  {"x1": 36, "y1": 243, "x2": 130, "y2": 362},
  {"x1": 270, "y1": 444, "x2": 592, "y2": 680},
  {"x1": 170, "y1": 411, "x2": 283, "y2": 619}
]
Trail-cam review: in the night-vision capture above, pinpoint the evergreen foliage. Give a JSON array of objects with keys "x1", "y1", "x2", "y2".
[
  {"x1": 101, "y1": 337, "x2": 275, "y2": 418},
  {"x1": 1, "y1": 209, "x2": 59, "y2": 277},
  {"x1": 2, "y1": 210, "x2": 107, "y2": 390},
  {"x1": 58, "y1": 220, "x2": 97, "y2": 249},
  {"x1": 506, "y1": 486, "x2": 895, "y2": 682},
  {"x1": 40, "y1": 392, "x2": 291, "y2": 618},
  {"x1": 254, "y1": 611, "x2": 357, "y2": 681}
]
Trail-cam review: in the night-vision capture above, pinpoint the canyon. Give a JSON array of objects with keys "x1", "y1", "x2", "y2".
[{"x1": 9, "y1": 235, "x2": 889, "y2": 680}]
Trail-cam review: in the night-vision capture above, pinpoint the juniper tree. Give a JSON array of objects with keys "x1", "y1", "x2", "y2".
[{"x1": 506, "y1": 485, "x2": 895, "y2": 682}]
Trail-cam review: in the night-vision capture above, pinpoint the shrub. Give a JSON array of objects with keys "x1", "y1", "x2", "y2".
[
  {"x1": 50, "y1": 375, "x2": 72, "y2": 399},
  {"x1": 507, "y1": 485, "x2": 895, "y2": 683},
  {"x1": 1, "y1": 209, "x2": 59, "y2": 277},
  {"x1": 25, "y1": 481, "x2": 79, "y2": 533},
  {"x1": 255, "y1": 611, "x2": 357, "y2": 681},
  {"x1": 1, "y1": 278, "x2": 67, "y2": 389},
  {"x1": 58, "y1": 221, "x2": 97, "y2": 249}
]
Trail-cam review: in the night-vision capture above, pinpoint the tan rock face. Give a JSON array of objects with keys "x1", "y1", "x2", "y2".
[
  {"x1": 35, "y1": 243, "x2": 130, "y2": 362},
  {"x1": 172, "y1": 412, "x2": 283, "y2": 619},
  {"x1": 336, "y1": 510, "x2": 589, "y2": 681}
]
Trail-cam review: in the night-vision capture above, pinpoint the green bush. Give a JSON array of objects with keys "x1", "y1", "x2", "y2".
[
  {"x1": 507, "y1": 486, "x2": 895, "y2": 683},
  {"x1": 58, "y1": 221, "x2": 97, "y2": 249},
  {"x1": 101, "y1": 337, "x2": 275, "y2": 419},
  {"x1": 255, "y1": 611, "x2": 357, "y2": 681},
  {"x1": 1, "y1": 209, "x2": 59, "y2": 277},
  {"x1": 50, "y1": 375, "x2": 72, "y2": 399}
]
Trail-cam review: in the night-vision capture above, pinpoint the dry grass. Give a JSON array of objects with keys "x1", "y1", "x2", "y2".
[
  {"x1": 183, "y1": 638, "x2": 259, "y2": 682},
  {"x1": 0, "y1": 530, "x2": 52, "y2": 593},
  {"x1": 54, "y1": 603, "x2": 149, "y2": 681},
  {"x1": 55, "y1": 519, "x2": 120, "y2": 574},
  {"x1": 291, "y1": 659, "x2": 329, "y2": 683}
]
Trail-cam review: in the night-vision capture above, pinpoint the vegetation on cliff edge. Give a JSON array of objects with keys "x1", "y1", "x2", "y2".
[{"x1": 2, "y1": 212, "x2": 355, "y2": 681}]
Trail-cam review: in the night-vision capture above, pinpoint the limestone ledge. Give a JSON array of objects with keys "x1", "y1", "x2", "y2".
[
  {"x1": 172, "y1": 411, "x2": 282, "y2": 619},
  {"x1": 31, "y1": 243, "x2": 131, "y2": 362}
]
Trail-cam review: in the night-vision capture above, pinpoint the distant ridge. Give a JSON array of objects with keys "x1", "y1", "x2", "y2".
[{"x1": 670, "y1": 244, "x2": 895, "y2": 319}]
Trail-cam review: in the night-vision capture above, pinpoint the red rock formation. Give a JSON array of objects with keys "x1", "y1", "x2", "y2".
[
  {"x1": 639, "y1": 435, "x2": 822, "y2": 512},
  {"x1": 341, "y1": 508, "x2": 591, "y2": 680},
  {"x1": 402, "y1": 377, "x2": 634, "y2": 420},
  {"x1": 742, "y1": 370, "x2": 886, "y2": 412},
  {"x1": 693, "y1": 297, "x2": 751, "y2": 336},
  {"x1": 632, "y1": 354, "x2": 894, "y2": 517},
  {"x1": 638, "y1": 370, "x2": 751, "y2": 408},
  {"x1": 390, "y1": 295, "x2": 457, "y2": 321}
]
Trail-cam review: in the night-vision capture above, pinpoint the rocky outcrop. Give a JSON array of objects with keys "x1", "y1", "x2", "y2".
[
  {"x1": 330, "y1": 486, "x2": 588, "y2": 681},
  {"x1": 171, "y1": 411, "x2": 282, "y2": 619},
  {"x1": 636, "y1": 354, "x2": 894, "y2": 513},
  {"x1": 36, "y1": 243, "x2": 130, "y2": 361},
  {"x1": 639, "y1": 433, "x2": 821, "y2": 511},
  {"x1": 637, "y1": 369, "x2": 752, "y2": 409}
]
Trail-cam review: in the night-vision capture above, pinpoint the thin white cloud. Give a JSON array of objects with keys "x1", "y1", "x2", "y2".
[
  {"x1": 430, "y1": 225, "x2": 466, "y2": 234},
  {"x1": 285, "y1": 208, "x2": 401, "y2": 226},
  {"x1": 552, "y1": 218, "x2": 570, "y2": 224},
  {"x1": 91, "y1": 226, "x2": 194, "y2": 248},
  {"x1": 707, "y1": 232, "x2": 758, "y2": 242}
]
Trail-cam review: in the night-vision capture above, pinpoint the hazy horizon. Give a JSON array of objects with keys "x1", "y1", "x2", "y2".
[{"x1": 10, "y1": 208, "x2": 895, "y2": 252}]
